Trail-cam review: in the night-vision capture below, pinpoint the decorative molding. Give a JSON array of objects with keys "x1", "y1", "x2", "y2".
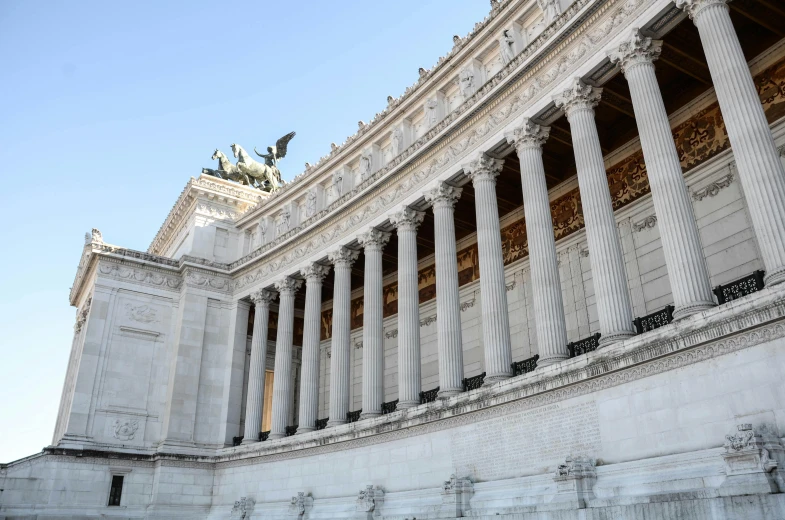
[
  {"x1": 692, "y1": 172, "x2": 734, "y2": 201},
  {"x1": 98, "y1": 262, "x2": 182, "y2": 291},
  {"x1": 460, "y1": 298, "x2": 476, "y2": 312},
  {"x1": 420, "y1": 314, "x2": 437, "y2": 327},
  {"x1": 384, "y1": 329, "x2": 399, "y2": 339},
  {"x1": 506, "y1": 281, "x2": 517, "y2": 292},
  {"x1": 184, "y1": 268, "x2": 231, "y2": 293},
  {"x1": 124, "y1": 303, "x2": 158, "y2": 324},
  {"x1": 632, "y1": 215, "x2": 658, "y2": 232},
  {"x1": 111, "y1": 419, "x2": 139, "y2": 441}
]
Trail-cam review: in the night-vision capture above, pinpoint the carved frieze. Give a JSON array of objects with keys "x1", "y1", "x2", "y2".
[{"x1": 98, "y1": 263, "x2": 182, "y2": 291}]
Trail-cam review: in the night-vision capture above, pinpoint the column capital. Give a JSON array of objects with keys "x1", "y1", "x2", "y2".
[
  {"x1": 300, "y1": 263, "x2": 330, "y2": 283},
  {"x1": 554, "y1": 78, "x2": 602, "y2": 119},
  {"x1": 463, "y1": 153, "x2": 504, "y2": 184},
  {"x1": 424, "y1": 182, "x2": 463, "y2": 210},
  {"x1": 250, "y1": 289, "x2": 277, "y2": 307},
  {"x1": 274, "y1": 276, "x2": 303, "y2": 295},
  {"x1": 328, "y1": 246, "x2": 360, "y2": 268},
  {"x1": 505, "y1": 118, "x2": 551, "y2": 152},
  {"x1": 675, "y1": 0, "x2": 729, "y2": 20},
  {"x1": 608, "y1": 28, "x2": 663, "y2": 74},
  {"x1": 389, "y1": 206, "x2": 425, "y2": 232},
  {"x1": 358, "y1": 228, "x2": 391, "y2": 252}
]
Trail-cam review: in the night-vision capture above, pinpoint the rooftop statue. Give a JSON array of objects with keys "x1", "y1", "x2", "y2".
[
  {"x1": 253, "y1": 131, "x2": 297, "y2": 190},
  {"x1": 202, "y1": 149, "x2": 252, "y2": 186},
  {"x1": 202, "y1": 132, "x2": 295, "y2": 193}
]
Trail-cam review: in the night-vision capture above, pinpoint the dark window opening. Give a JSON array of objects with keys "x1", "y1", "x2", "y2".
[{"x1": 108, "y1": 475, "x2": 124, "y2": 506}]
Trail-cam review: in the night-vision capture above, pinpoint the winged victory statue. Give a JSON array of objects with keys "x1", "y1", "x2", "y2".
[{"x1": 202, "y1": 131, "x2": 296, "y2": 193}]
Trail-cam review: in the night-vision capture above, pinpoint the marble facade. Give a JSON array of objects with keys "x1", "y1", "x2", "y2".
[{"x1": 3, "y1": 0, "x2": 785, "y2": 518}]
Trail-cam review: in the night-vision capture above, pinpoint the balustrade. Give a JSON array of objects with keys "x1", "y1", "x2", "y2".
[
  {"x1": 567, "y1": 333, "x2": 601, "y2": 358},
  {"x1": 462, "y1": 372, "x2": 486, "y2": 391},
  {"x1": 511, "y1": 355, "x2": 539, "y2": 376},
  {"x1": 633, "y1": 305, "x2": 675, "y2": 334},
  {"x1": 420, "y1": 387, "x2": 440, "y2": 404},
  {"x1": 713, "y1": 270, "x2": 765, "y2": 304}
]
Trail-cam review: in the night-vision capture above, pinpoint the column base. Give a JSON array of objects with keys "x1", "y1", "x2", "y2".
[
  {"x1": 240, "y1": 437, "x2": 258, "y2": 445},
  {"x1": 438, "y1": 388, "x2": 463, "y2": 399},
  {"x1": 673, "y1": 300, "x2": 716, "y2": 320},
  {"x1": 598, "y1": 330, "x2": 636, "y2": 347},
  {"x1": 482, "y1": 373, "x2": 511, "y2": 387},
  {"x1": 397, "y1": 400, "x2": 420, "y2": 409},
  {"x1": 359, "y1": 412, "x2": 381, "y2": 420},
  {"x1": 267, "y1": 432, "x2": 285, "y2": 440},
  {"x1": 326, "y1": 419, "x2": 346, "y2": 427},
  {"x1": 764, "y1": 266, "x2": 785, "y2": 286},
  {"x1": 537, "y1": 355, "x2": 568, "y2": 368},
  {"x1": 296, "y1": 427, "x2": 314, "y2": 435}
]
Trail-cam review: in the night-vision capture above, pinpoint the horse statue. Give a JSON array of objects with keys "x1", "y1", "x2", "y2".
[
  {"x1": 231, "y1": 143, "x2": 283, "y2": 192},
  {"x1": 202, "y1": 149, "x2": 251, "y2": 185}
]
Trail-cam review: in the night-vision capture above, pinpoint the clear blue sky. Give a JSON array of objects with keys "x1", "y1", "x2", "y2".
[{"x1": 0, "y1": 0, "x2": 489, "y2": 462}]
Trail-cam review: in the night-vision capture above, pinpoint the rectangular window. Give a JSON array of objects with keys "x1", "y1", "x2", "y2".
[{"x1": 108, "y1": 475, "x2": 124, "y2": 506}]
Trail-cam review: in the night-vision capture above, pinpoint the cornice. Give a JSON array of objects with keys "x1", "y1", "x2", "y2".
[
  {"x1": 235, "y1": 0, "x2": 606, "y2": 227},
  {"x1": 231, "y1": 0, "x2": 648, "y2": 293},
  {"x1": 148, "y1": 176, "x2": 264, "y2": 257}
]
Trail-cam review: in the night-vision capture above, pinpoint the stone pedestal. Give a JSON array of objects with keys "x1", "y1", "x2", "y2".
[
  {"x1": 355, "y1": 485, "x2": 384, "y2": 520},
  {"x1": 440, "y1": 474, "x2": 473, "y2": 518},
  {"x1": 549, "y1": 456, "x2": 596, "y2": 509},
  {"x1": 719, "y1": 424, "x2": 781, "y2": 497}
]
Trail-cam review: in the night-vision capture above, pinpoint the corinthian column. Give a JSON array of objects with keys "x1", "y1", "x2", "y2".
[
  {"x1": 389, "y1": 206, "x2": 425, "y2": 408},
  {"x1": 463, "y1": 154, "x2": 513, "y2": 384},
  {"x1": 505, "y1": 120, "x2": 570, "y2": 362},
  {"x1": 326, "y1": 246, "x2": 359, "y2": 426},
  {"x1": 610, "y1": 31, "x2": 715, "y2": 319},
  {"x1": 269, "y1": 277, "x2": 302, "y2": 440},
  {"x1": 424, "y1": 182, "x2": 465, "y2": 396},
  {"x1": 242, "y1": 289, "x2": 276, "y2": 443},
  {"x1": 676, "y1": 1, "x2": 785, "y2": 286},
  {"x1": 296, "y1": 263, "x2": 330, "y2": 434},
  {"x1": 357, "y1": 228, "x2": 391, "y2": 418},
  {"x1": 554, "y1": 81, "x2": 636, "y2": 345}
]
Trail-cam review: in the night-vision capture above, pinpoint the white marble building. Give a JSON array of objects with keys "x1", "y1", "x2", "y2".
[{"x1": 3, "y1": 0, "x2": 785, "y2": 518}]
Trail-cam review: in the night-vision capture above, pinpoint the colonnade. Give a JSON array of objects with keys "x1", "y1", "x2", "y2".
[{"x1": 240, "y1": 0, "x2": 785, "y2": 441}]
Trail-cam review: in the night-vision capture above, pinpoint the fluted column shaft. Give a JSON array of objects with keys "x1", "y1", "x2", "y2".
[
  {"x1": 358, "y1": 229, "x2": 391, "y2": 418},
  {"x1": 506, "y1": 122, "x2": 570, "y2": 364},
  {"x1": 390, "y1": 207, "x2": 425, "y2": 408},
  {"x1": 424, "y1": 183, "x2": 465, "y2": 396},
  {"x1": 464, "y1": 154, "x2": 513, "y2": 383},
  {"x1": 610, "y1": 32, "x2": 715, "y2": 319},
  {"x1": 242, "y1": 290, "x2": 276, "y2": 443},
  {"x1": 327, "y1": 247, "x2": 359, "y2": 426},
  {"x1": 554, "y1": 82, "x2": 636, "y2": 344},
  {"x1": 296, "y1": 264, "x2": 329, "y2": 434},
  {"x1": 269, "y1": 277, "x2": 302, "y2": 439},
  {"x1": 677, "y1": 0, "x2": 785, "y2": 285}
]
